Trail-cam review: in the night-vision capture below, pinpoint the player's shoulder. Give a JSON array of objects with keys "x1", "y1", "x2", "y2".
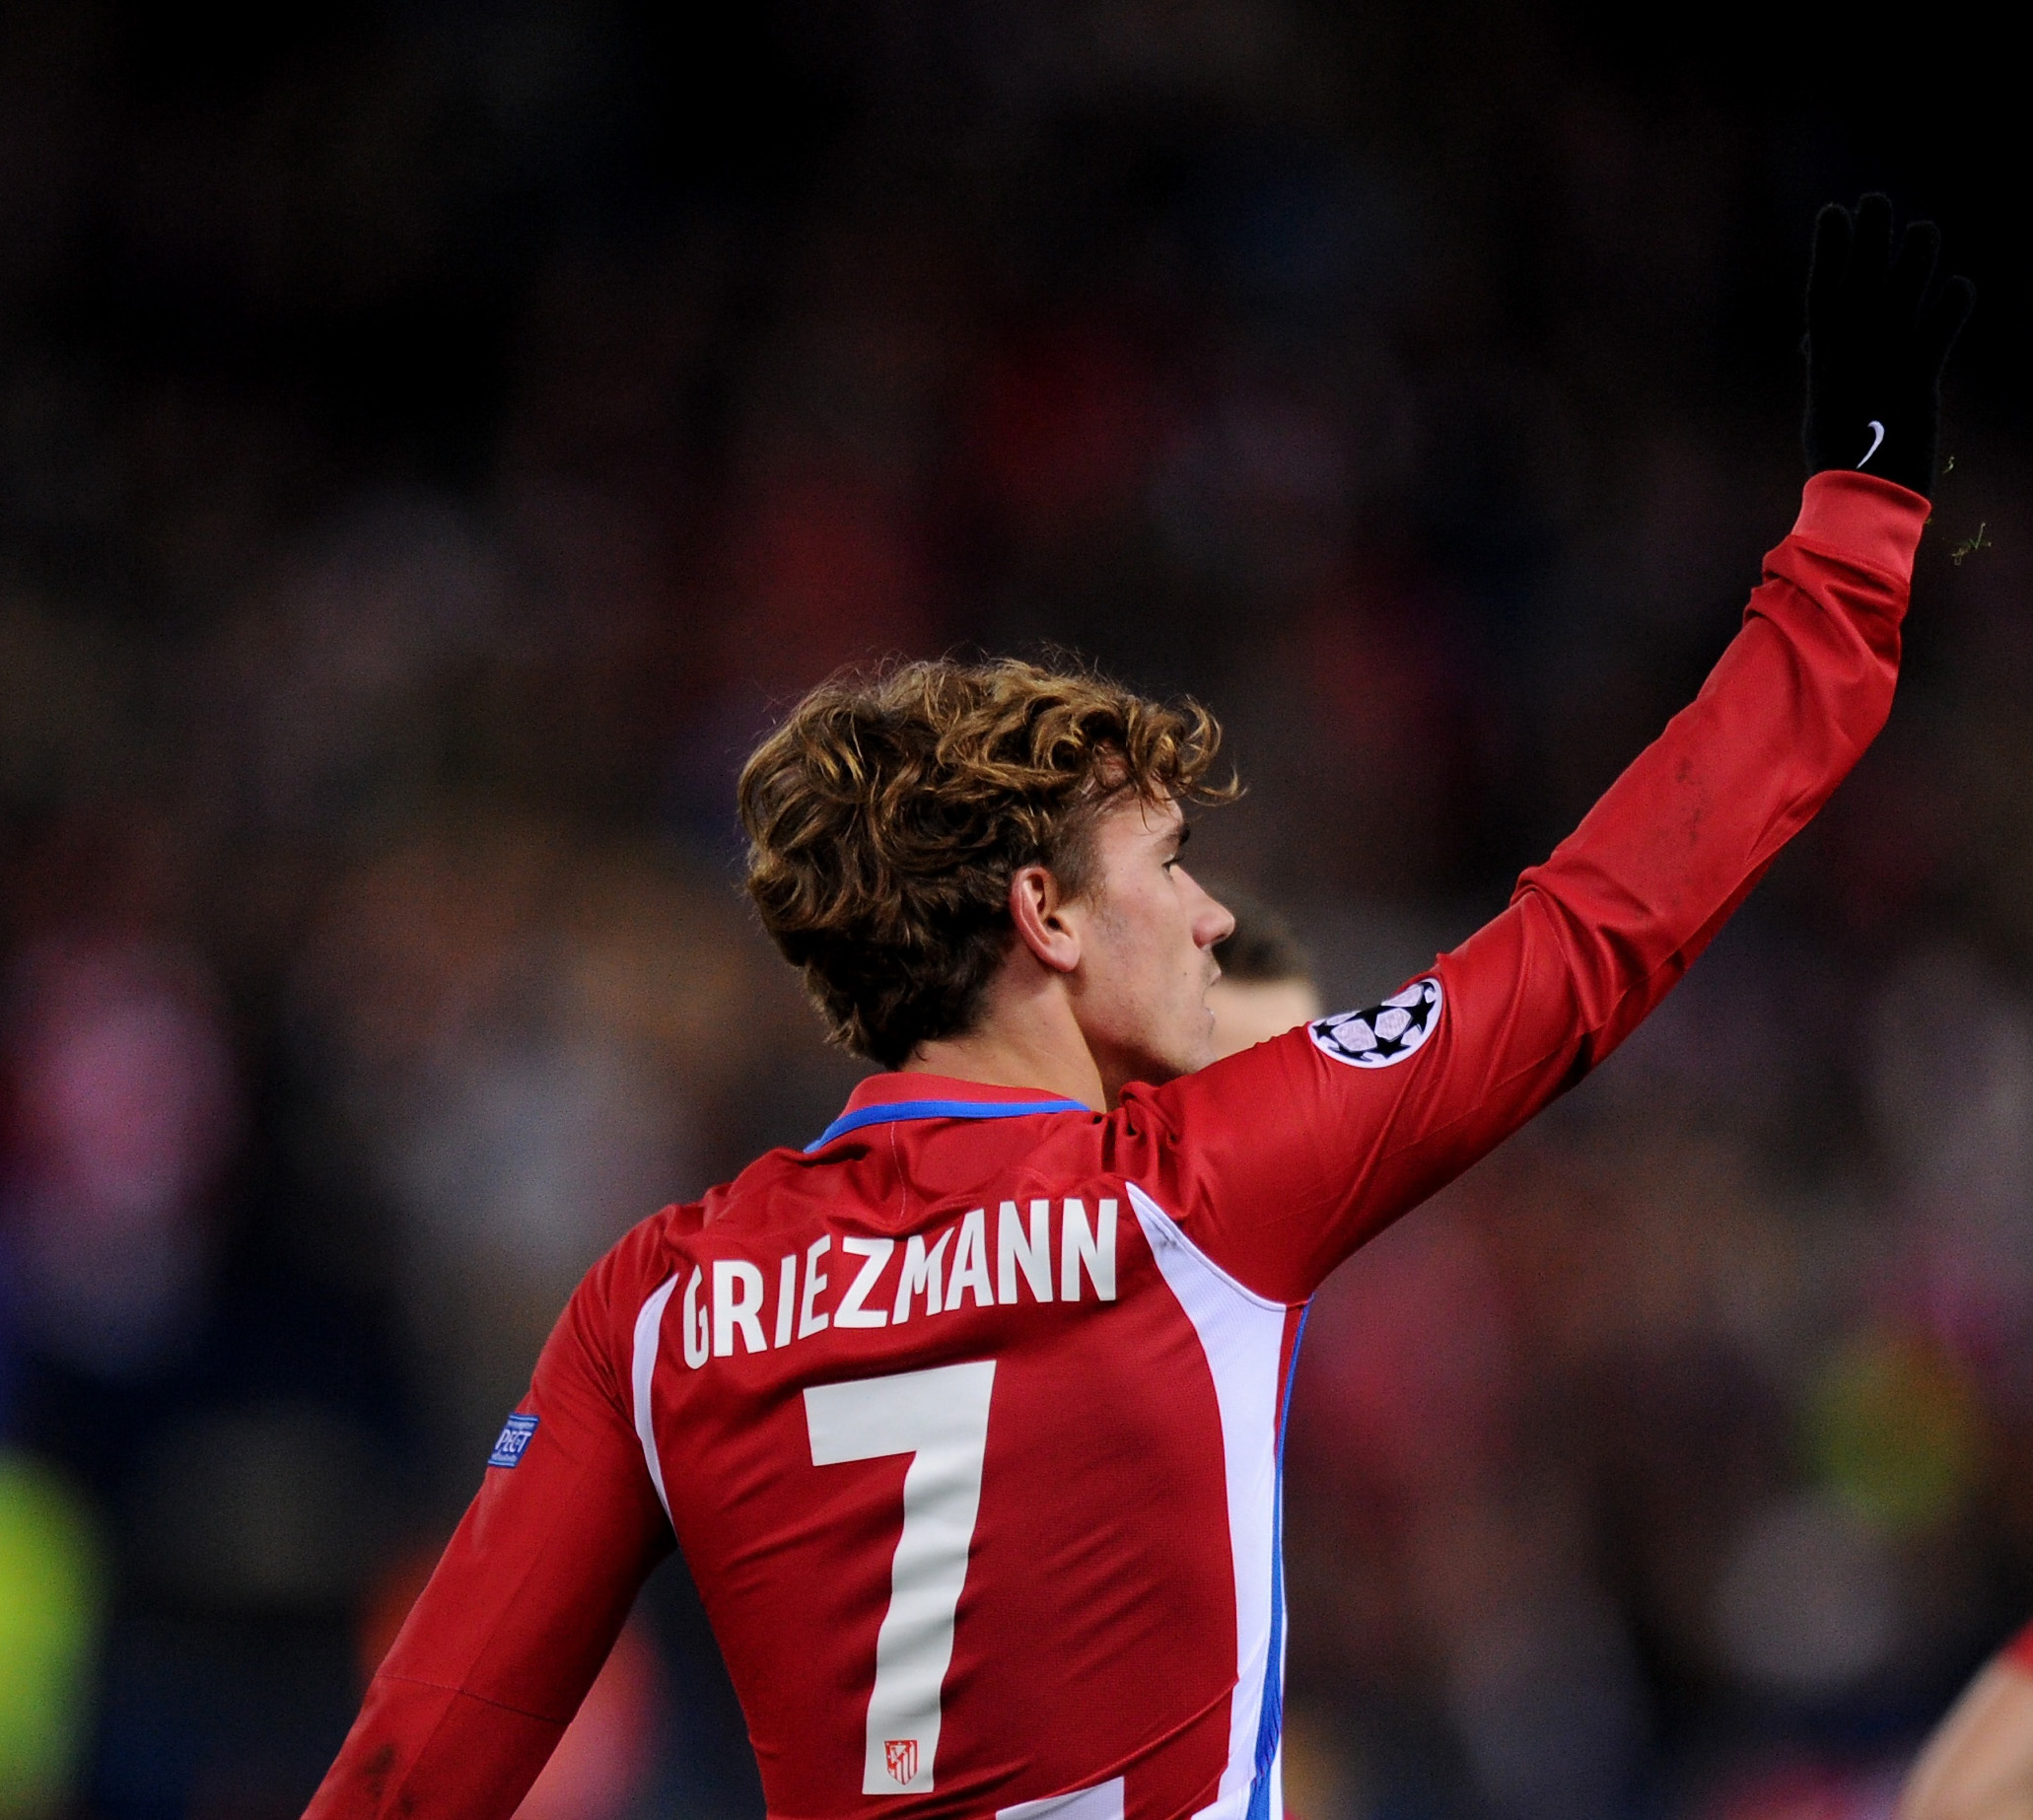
[
  {"x1": 640, "y1": 1141, "x2": 874, "y2": 1257},
  {"x1": 1124, "y1": 972, "x2": 1447, "y2": 1123},
  {"x1": 566, "y1": 1194, "x2": 723, "y2": 1317},
  {"x1": 587, "y1": 1139, "x2": 828, "y2": 1268}
]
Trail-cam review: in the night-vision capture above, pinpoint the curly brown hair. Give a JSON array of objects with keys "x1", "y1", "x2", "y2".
[{"x1": 739, "y1": 658, "x2": 1236, "y2": 1068}]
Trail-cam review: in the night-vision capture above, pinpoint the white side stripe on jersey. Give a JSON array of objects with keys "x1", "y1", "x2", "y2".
[
  {"x1": 998, "y1": 1775, "x2": 1126, "y2": 1820},
  {"x1": 631, "y1": 1272, "x2": 680, "y2": 1525},
  {"x1": 1127, "y1": 1182, "x2": 1289, "y2": 1820}
]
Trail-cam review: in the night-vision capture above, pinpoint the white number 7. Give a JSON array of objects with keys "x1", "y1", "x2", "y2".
[{"x1": 805, "y1": 1360, "x2": 997, "y2": 1795}]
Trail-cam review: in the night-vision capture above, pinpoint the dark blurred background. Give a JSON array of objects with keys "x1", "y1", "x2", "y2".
[{"x1": 4, "y1": 5, "x2": 2032, "y2": 1818}]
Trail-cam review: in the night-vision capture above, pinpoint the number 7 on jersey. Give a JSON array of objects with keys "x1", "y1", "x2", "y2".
[{"x1": 805, "y1": 1361, "x2": 997, "y2": 1795}]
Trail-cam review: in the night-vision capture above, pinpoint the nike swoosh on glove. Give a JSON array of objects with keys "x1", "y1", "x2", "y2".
[{"x1": 1802, "y1": 193, "x2": 1975, "y2": 499}]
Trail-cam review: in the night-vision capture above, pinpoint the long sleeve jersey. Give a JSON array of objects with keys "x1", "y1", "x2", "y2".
[{"x1": 305, "y1": 471, "x2": 1929, "y2": 1820}]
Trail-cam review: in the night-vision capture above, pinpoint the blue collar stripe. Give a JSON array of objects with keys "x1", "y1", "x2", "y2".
[{"x1": 806, "y1": 1097, "x2": 1089, "y2": 1153}]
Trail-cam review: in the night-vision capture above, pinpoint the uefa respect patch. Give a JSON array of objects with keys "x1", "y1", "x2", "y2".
[
  {"x1": 1309, "y1": 976, "x2": 1441, "y2": 1069},
  {"x1": 488, "y1": 1414, "x2": 538, "y2": 1468}
]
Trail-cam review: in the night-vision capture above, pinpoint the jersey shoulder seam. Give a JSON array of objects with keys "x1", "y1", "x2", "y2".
[{"x1": 1123, "y1": 1180, "x2": 1294, "y2": 1313}]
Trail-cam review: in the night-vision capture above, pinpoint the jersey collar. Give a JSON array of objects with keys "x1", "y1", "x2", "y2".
[{"x1": 806, "y1": 1073, "x2": 1093, "y2": 1153}]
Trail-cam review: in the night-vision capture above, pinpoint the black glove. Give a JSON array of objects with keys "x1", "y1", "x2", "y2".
[{"x1": 1802, "y1": 193, "x2": 1975, "y2": 499}]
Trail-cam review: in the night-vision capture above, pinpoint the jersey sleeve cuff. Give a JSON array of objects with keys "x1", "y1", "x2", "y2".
[{"x1": 1791, "y1": 469, "x2": 1930, "y2": 578}]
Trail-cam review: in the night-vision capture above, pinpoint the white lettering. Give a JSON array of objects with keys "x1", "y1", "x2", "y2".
[
  {"x1": 1062, "y1": 1198, "x2": 1117, "y2": 1301},
  {"x1": 836, "y1": 1236, "x2": 894, "y2": 1328},
  {"x1": 683, "y1": 1191, "x2": 1125, "y2": 1370},
  {"x1": 946, "y1": 1208, "x2": 993, "y2": 1309},
  {"x1": 893, "y1": 1227, "x2": 953, "y2": 1322},
  {"x1": 805, "y1": 1362, "x2": 996, "y2": 1792},
  {"x1": 681, "y1": 1266, "x2": 709, "y2": 1369},
  {"x1": 714, "y1": 1259, "x2": 767, "y2": 1356},
  {"x1": 774, "y1": 1253, "x2": 797, "y2": 1349},
  {"x1": 997, "y1": 1200, "x2": 1053, "y2": 1304},
  {"x1": 800, "y1": 1235, "x2": 832, "y2": 1338}
]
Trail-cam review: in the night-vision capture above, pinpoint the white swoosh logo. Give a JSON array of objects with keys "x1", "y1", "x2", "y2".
[{"x1": 1859, "y1": 420, "x2": 1886, "y2": 468}]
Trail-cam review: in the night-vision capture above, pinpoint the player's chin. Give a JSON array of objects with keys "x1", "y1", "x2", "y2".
[
  {"x1": 1115, "y1": 1036, "x2": 1198, "y2": 1089},
  {"x1": 1157, "y1": 1025, "x2": 1218, "y2": 1084}
]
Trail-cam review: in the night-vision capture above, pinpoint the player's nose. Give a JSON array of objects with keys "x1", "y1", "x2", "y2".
[{"x1": 1182, "y1": 870, "x2": 1235, "y2": 949}]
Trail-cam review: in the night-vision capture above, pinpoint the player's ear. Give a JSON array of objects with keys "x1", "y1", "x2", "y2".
[{"x1": 1009, "y1": 864, "x2": 1082, "y2": 974}]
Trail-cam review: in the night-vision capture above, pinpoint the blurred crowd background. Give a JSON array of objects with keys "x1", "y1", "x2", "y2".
[{"x1": 4, "y1": 5, "x2": 2032, "y2": 1819}]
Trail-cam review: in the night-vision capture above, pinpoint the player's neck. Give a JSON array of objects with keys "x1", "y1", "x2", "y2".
[{"x1": 903, "y1": 958, "x2": 1109, "y2": 1111}]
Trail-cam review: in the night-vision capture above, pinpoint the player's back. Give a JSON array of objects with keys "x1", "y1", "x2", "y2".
[
  {"x1": 302, "y1": 466, "x2": 1927, "y2": 1820},
  {"x1": 634, "y1": 1078, "x2": 1303, "y2": 1820}
]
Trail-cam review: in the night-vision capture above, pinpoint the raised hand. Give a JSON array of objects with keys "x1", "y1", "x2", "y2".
[{"x1": 1803, "y1": 193, "x2": 1975, "y2": 499}]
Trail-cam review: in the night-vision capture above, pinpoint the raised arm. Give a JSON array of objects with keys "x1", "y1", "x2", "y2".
[{"x1": 1128, "y1": 197, "x2": 1971, "y2": 1303}]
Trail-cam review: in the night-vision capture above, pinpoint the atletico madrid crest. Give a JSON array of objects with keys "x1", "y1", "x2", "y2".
[{"x1": 884, "y1": 1738, "x2": 919, "y2": 1784}]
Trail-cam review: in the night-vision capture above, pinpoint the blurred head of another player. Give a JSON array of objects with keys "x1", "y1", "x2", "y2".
[
  {"x1": 1205, "y1": 888, "x2": 1322, "y2": 1059},
  {"x1": 738, "y1": 659, "x2": 1238, "y2": 1103}
]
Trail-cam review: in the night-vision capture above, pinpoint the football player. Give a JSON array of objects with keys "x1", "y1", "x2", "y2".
[{"x1": 306, "y1": 196, "x2": 1970, "y2": 1820}]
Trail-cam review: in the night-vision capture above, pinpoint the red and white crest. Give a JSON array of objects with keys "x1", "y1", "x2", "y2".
[{"x1": 884, "y1": 1738, "x2": 919, "y2": 1785}]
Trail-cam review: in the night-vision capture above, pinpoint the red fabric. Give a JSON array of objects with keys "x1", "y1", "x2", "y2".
[
  {"x1": 2003, "y1": 1617, "x2": 2033, "y2": 1675},
  {"x1": 304, "y1": 470, "x2": 1926, "y2": 1820}
]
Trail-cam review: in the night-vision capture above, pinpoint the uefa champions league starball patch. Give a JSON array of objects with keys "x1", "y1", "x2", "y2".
[{"x1": 1308, "y1": 977, "x2": 1442, "y2": 1069}]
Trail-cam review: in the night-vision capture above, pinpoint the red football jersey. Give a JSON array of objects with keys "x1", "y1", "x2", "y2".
[{"x1": 305, "y1": 472, "x2": 1927, "y2": 1820}]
